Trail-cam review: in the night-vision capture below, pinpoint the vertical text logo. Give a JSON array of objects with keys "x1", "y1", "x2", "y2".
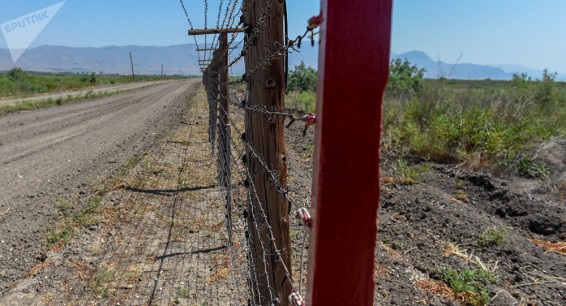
[{"x1": 1, "y1": 1, "x2": 66, "y2": 64}]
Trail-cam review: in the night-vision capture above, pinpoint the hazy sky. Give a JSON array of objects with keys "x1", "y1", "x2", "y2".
[{"x1": 0, "y1": 1, "x2": 565, "y2": 72}]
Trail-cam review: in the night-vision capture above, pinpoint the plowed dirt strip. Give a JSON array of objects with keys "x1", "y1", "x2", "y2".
[{"x1": 0, "y1": 87, "x2": 241, "y2": 305}]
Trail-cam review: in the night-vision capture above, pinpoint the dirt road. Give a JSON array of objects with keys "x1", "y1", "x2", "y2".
[{"x1": 0, "y1": 79, "x2": 199, "y2": 294}]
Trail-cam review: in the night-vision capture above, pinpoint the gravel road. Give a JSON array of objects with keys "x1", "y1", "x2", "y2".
[{"x1": 0, "y1": 79, "x2": 199, "y2": 293}]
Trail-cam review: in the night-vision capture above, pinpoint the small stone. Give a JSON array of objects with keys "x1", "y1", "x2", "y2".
[{"x1": 490, "y1": 290, "x2": 518, "y2": 306}]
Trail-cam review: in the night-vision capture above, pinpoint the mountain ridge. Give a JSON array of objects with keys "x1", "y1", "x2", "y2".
[{"x1": 1, "y1": 44, "x2": 564, "y2": 81}]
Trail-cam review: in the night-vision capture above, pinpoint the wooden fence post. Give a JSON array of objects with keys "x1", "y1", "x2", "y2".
[
  {"x1": 306, "y1": 0, "x2": 393, "y2": 305},
  {"x1": 218, "y1": 32, "x2": 233, "y2": 245},
  {"x1": 242, "y1": 0, "x2": 292, "y2": 304},
  {"x1": 204, "y1": 50, "x2": 219, "y2": 155}
]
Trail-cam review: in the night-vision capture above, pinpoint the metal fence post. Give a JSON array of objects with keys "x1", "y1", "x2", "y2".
[{"x1": 306, "y1": 0, "x2": 393, "y2": 305}]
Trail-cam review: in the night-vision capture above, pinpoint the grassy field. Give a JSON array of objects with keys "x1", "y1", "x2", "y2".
[
  {"x1": 285, "y1": 62, "x2": 566, "y2": 177},
  {"x1": 382, "y1": 77, "x2": 565, "y2": 176},
  {"x1": 0, "y1": 68, "x2": 188, "y2": 99}
]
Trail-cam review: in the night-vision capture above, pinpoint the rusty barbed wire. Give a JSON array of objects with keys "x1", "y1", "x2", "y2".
[{"x1": 199, "y1": 4, "x2": 317, "y2": 306}]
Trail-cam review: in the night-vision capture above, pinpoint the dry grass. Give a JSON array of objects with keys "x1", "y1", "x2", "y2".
[
  {"x1": 381, "y1": 243, "x2": 403, "y2": 257},
  {"x1": 443, "y1": 242, "x2": 499, "y2": 274},
  {"x1": 27, "y1": 259, "x2": 53, "y2": 277},
  {"x1": 209, "y1": 254, "x2": 230, "y2": 284},
  {"x1": 529, "y1": 239, "x2": 566, "y2": 255},
  {"x1": 415, "y1": 279, "x2": 455, "y2": 300},
  {"x1": 381, "y1": 176, "x2": 396, "y2": 184},
  {"x1": 447, "y1": 195, "x2": 468, "y2": 206},
  {"x1": 373, "y1": 261, "x2": 389, "y2": 281},
  {"x1": 68, "y1": 259, "x2": 90, "y2": 281}
]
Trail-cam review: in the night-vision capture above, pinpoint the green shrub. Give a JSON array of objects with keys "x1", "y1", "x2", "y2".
[
  {"x1": 387, "y1": 59, "x2": 425, "y2": 97},
  {"x1": 436, "y1": 267, "x2": 497, "y2": 306},
  {"x1": 286, "y1": 90, "x2": 316, "y2": 113},
  {"x1": 8, "y1": 67, "x2": 27, "y2": 80},
  {"x1": 287, "y1": 61, "x2": 317, "y2": 92},
  {"x1": 478, "y1": 226, "x2": 508, "y2": 247}
]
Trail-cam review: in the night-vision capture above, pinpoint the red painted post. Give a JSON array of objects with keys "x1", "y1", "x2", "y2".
[{"x1": 306, "y1": 1, "x2": 392, "y2": 305}]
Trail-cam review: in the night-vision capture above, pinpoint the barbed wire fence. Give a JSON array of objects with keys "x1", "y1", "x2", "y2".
[{"x1": 180, "y1": 0, "x2": 320, "y2": 305}]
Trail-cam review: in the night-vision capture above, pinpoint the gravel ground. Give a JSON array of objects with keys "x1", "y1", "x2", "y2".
[{"x1": 0, "y1": 79, "x2": 199, "y2": 297}]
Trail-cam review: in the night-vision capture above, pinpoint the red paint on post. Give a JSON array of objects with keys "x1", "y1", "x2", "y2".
[{"x1": 306, "y1": 1, "x2": 392, "y2": 305}]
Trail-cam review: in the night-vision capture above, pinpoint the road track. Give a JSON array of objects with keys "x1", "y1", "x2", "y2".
[{"x1": 0, "y1": 79, "x2": 200, "y2": 293}]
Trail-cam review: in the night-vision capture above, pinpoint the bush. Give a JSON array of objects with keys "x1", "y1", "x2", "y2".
[
  {"x1": 286, "y1": 90, "x2": 316, "y2": 113},
  {"x1": 387, "y1": 59, "x2": 425, "y2": 97},
  {"x1": 8, "y1": 67, "x2": 27, "y2": 81},
  {"x1": 287, "y1": 61, "x2": 317, "y2": 92},
  {"x1": 536, "y1": 69, "x2": 558, "y2": 111}
]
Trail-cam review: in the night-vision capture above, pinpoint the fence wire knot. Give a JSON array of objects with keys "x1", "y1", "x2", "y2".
[
  {"x1": 296, "y1": 208, "x2": 312, "y2": 229},
  {"x1": 307, "y1": 14, "x2": 323, "y2": 30},
  {"x1": 286, "y1": 113, "x2": 316, "y2": 136},
  {"x1": 289, "y1": 291, "x2": 306, "y2": 306}
]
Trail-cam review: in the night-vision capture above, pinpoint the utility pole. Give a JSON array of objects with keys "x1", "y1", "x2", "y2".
[
  {"x1": 161, "y1": 64, "x2": 164, "y2": 78},
  {"x1": 129, "y1": 52, "x2": 135, "y2": 81}
]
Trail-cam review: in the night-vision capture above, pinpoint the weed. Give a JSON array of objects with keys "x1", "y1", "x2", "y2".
[
  {"x1": 176, "y1": 286, "x2": 190, "y2": 299},
  {"x1": 392, "y1": 241, "x2": 410, "y2": 251},
  {"x1": 436, "y1": 267, "x2": 497, "y2": 306},
  {"x1": 391, "y1": 160, "x2": 429, "y2": 184},
  {"x1": 453, "y1": 190, "x2": 469, "y2": 203},
  {"x1": 478, "y1": 226, "x2": 507, "y2": 247},
  {"x1": 303, "y1": 144, "x2": 315, "y2": 158},
  {"x1": 46, "y1": 196, "x2": 102, "y2": 246},
  {"x1": 286, "y1": 90, "x2": 316, "y2": 113},
  {"x1": 517, "y1": 157, "x2": 550, "y2": 179},
  {"x1": 56, "y1": 199, "x2": 73, "y2": 216},
  {"x1": 443, "y1": 243, "x2": 500, "y2": 275},
  {"x1": 46, "y1": 227, "x2": 73, "y2": 246},
  {"x1": 203, "y1": 230, "x2": 214, "y2": 239},
  {"x1": 92, "y1": 267, "x2": 116, "y2": 298},
  {"x1": 290, "y1": 229, "x2": 301, "y2": 241}
]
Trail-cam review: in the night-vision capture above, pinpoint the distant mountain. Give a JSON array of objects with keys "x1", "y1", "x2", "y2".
[
  {"x1": 0, "y1": 44, "x2": 209, "y2": 76},
  {"x1": 392, "y1": 51, "x2": 566, "y2": 81},
  {"x1": 495, "y1": 64, "x2": 566, "y2": 81},
  {"x1": 0, "y1": 44, "x2": 317, "y2": 76},
  {"x1": 1, "y1": 45, "x2": 563, "y2": 81},
  {"x1": 392, "y1": 51, "x2": 510, "y2": 80}
]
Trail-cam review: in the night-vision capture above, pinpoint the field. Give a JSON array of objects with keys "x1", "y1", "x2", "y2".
[{"x1": 0, "y1": 68, "x2": 185, "y2": 99}]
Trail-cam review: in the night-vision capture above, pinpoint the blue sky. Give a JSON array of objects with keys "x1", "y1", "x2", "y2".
[{"x1": 0, "y1": 0, "x2": 565, "y2": 73}]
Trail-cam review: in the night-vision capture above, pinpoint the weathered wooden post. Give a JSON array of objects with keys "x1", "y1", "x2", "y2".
[{"x1": 242, "y1": 0, "x2": 292, "y2": 304}]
